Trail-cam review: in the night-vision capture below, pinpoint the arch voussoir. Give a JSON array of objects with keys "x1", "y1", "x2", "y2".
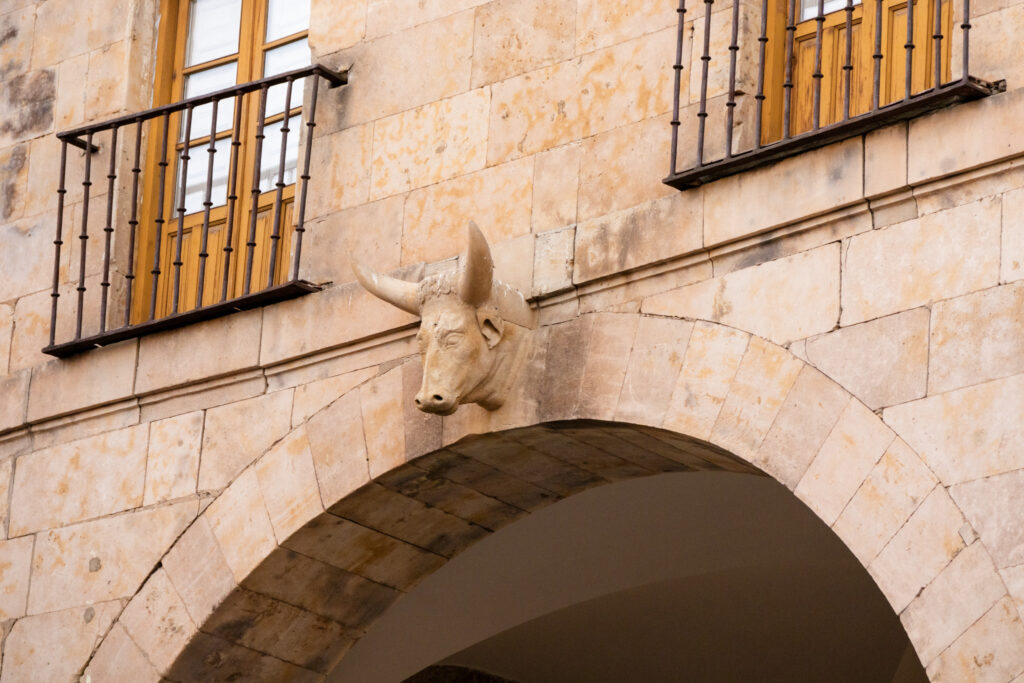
[{"x1": 92, "y1": 313, "x2": 1017, "y2": 682}]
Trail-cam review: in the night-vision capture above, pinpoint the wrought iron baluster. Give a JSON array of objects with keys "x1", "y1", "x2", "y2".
[
  {"x1": 933, "y1": 0, "x2": 944, "y2": 87},
  {"x1": 696, "y1": 0, "x2": 715, "y2": 166},
  {"x1": 196, "y1": 98, "x2": 219, "y2": 308},
  {"x1": 222, "y1": 92, "x2": 244, "y2": 302},
  {"x1": 755, "y1": 0, "x2": 770, "y2": 148},
  {"x1": 725, "y1": 0, "x2": 742, "y2": 158},
  {"x1": 905, "y1": 0, "x2": 916, "y2": 100},
  {"x1": 783, "y1": 0, "x2": 797, "y2": 137},
  {"x1": 48, "y1": 140, "x2": 69, "y2": 347},
  {"x1": 149, "y1": 113, "x2": 172, "y2": 321},
  {"x1": 267, "y1": 77, "x2": 295, "y2": 289},
  {"x1": 670, "y1": 0, "x2": 688, "y2": 174},
  {"x1": 75, "y1": 130, "x2": 94, "y2": 340},
  {"x1": 124, "y1": 119, "x2": 143, "y2": 327},
  {"x1": 873, "y1": 0, "x2": 884, "y2": 109},
  {"x1": 243, "y1": 85, "x2": 270, "y2": 296},
  {"x1": 291, "y1": 74, "x2": 321, "y2": 281},
  {"x1": 171, "y1": 105, "x2": 194, "y2": 314},
  {"x1": 812, "y1": 0, "x2": 826, "y2": 130},
  {"x1": 99, "y1": 125, "x2": 118, "y2": 332},
  {"x1": 843, "y1": 0, "x2": 854, "y2": 119}
]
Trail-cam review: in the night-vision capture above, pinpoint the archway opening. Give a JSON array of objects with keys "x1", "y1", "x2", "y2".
[{"x1": 326, "y1": 424, "x2": 926, "y2": 682}]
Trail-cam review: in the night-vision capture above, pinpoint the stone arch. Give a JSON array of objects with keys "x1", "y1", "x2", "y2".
[{"x1": 83, "y1": 313, "x2": 1018, "y2": 682}]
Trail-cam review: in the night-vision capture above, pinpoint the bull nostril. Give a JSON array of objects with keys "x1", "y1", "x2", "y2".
[
  {"x1": 433, "y1": 394, "x2": 443, "y2": 402},
  {"x1": 414, "y1": 398, "x2": 421, "y2": 405}
]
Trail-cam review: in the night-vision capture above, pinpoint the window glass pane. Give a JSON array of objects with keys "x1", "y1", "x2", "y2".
[
  {"x1": 258, "y1": 118, "x2": 300, "y2": 193},
  {"x1": 800, "y1": 0, "x2": 860, "y2": 21},
  {"x1": 186, "y1": 0, "x2": 242, "y2": 66},
  {"x1": 176, "y1": 137, "x2": 232, "y2": 215},
  {"x1": 265, "y1": 0, "x2": 310, "y2": 42},
  {"x1": 182, "y1": 62, "x2": 238, "y2": 138},
  {"x1": 263, "y1": 39, "x2": 309, "y2": 116}
]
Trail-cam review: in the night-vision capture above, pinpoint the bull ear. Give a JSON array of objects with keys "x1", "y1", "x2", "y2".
[
  {"x1": 458, "y1": 221, "x2": 493, "y2": 307},
  {"x1": 476, "y1": 310, "x2": 504, "y2": 349},
  {"x1": 350, "y1": 257, "x2": 421, "y2": 315}
]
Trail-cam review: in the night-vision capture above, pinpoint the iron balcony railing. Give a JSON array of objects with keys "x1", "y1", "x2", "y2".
[
  {"x1": 44, "y1": 64, "x2": 347, "y2": 357},
  {"x1": 664, "y1": 0, "x2": 1004, "y2": 188}
]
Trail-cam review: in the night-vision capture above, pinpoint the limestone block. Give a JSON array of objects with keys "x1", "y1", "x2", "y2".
[
  {"x1": 710, "y1": 335, "x2": 804, "y2": 462},
  {"x1": 366, "y1": 0, "x2": 488, "y2": 38},
  {"x1": 0, "y1": 456, "x2": 12, "y2": 536},
  {"x1": 0, "y1": 536, "x2": 32, "y2": 620},
  {"x1": 662, "y1": 321, "x2": 750, "y2": 441},
  {"x1": 578, "y1": 28, "x2": 675, "y2": 139},
  {"x1": 0, "y1": 601, "x2": 119, "y2": 683},
  {"x1": 82, "y1": 623, "x2": 161, "y2": 683},
  {"x1": 0, "y1": 7, "x2": 34, "y2": 78},
  {"x1": 370, "y1": 88, "x2": 489, "y2": 200},
  {"x1": 901, "y1": 542, "x2": 1006, "y2": 665},
  {"x1": 578, "y1": 114, "x2": 676, "y2": 222},
  {"x1": 929, "y1": 282, "x2": 1024, "y2": 394},
  {"x1": 864, "y1": 123, "x2": 909, "y2": 197},
  {"x1": 304, "y1": 196, "x2": 404, "y2": 288},
  {"x1": 203, "y1": 587, "x2": 355, "y2": 674},
  {"x1": 309, "y1": 0, "x2": 367, "y2": 55},
  {"x1": 909, "y1": 88, "x2": 1024, "y2": 185},
  {"x1": 646, "y1": 244, "x2": 840, "y2": 345},
  {"x1": 329, "y1": 483, "x2": 486, "y2": 557},
  {"x1": 27, "y1": 501, "x2": 196, "y2": 614},
  {"x1": 24, "y1": 135, "x2": 74, "y2": 218},
  {"x1": 471, "y1": 0, "x2": 575, "y2": 87},
  {"x1": 10, "y1": 423, "x2": 147, "y2": 536},
  {"x1": 292, "y1": 367, "x2": 377, "y2": 426},
  {"x1": 688, "y1": 5, "x2": 760, "y2": 103},
  {"x1": 30, "y1": 0, "x2": 130, "y2": 68},
  {"x1": 144, "y1": 410, "x2": 203, "y2": 505},
  {"x1": 0, "y1": 143, "x2": 28, "y2": 224},
  {"x1": 198, "y1": 389, "x2": 293, "y2": 493},
  {"x1": 378, "y1": 462, "x2": 523, "y2": 530},
  {"x1": 161, "y1": 515, "x2": 237, "y2": 626},
  {"x1": 578, "y1": 313, "x2": 640, "y2": 420},
  {"x1": 0, "y1": 70, "x2": 54, "y2": 148},
  {"x1": 884, "y1": 373, "x2": 1024, "y2": 484},
  {"x1": 615, "y1": 316, "x2": 694, "y2": 426},
  {"x1": 574, "y1": 191, "x2": 703, "y2": 284},
  {"x1": 795, "y1": 400, "x2": 896, "y2": 524},
  {"x1": 305, "y1": 389, "x2": 371, "y2": 507},
  {"x1": 951, "y1": 470, "x2": 1024, "y2": 568},
  {"x1": 242, "y1": 546, "x2": 400, "y2": 631},
  {"x1": 401, "y1": 156, "x2": 533, "y2": 266},
  {"x1": 326, "y1": 11, "x2": 474, "y2": 127},
  {"x1": 254, "y1": 428, "x2": 324, "y2": 543},
  {"x1": 926, "y1": 596, "x2": 1024, "y2": 682},
  {"x1": 533, "y1": 227, "x2": 575, "y2": 297},
  {"x1": 804, "y1": 308, "x2": 929, "y2": 410},
  {"x1": 30, "y1": 402, "x2": 139, "y2": 453},
  {"x1": 165, "y1": 630, "x2": 322, "y2": 682},
  {"x1": 283, "y1": 512, "x2": 445, "y2": 590},
  {"x1": 703, "y1": 138, "x2": 863, "y2": 246},
  {"x1": 575, "y1": 0, "x2": 677, "y2": 54},
  {"x1": 260, "y1": 280, "x2": 418, "y2": 366},
  {"x1": 140, "y1": 373, "x2": 265, "y2": 424},
  {"x1": 538, "y1": 316, "x2": 593, "y2": 421},
  {"x1": 352, "y1": 367, "x2": 404, "y2": 478},
  {"x1": 416, "y1": 447, "x2": 559, "y2": 511},
  {"x1": 136, "y1": 309, "x2": 262, "y2": 395},
  {"x1": 754, "y1": 366, "x2": 850, "y2": 489},
  {"x1": 487, "y1": 59, "x2": 583, "y2": 164},
  {"x1": 0, "y1": 213, "x2": 60, "y2": 305},
  {"x1": 306, "y1": 123, "x2": 374, "y2": 220},
  {"x1": 85, "y1": 40, "x2": 127, "y2": 120},
  {"x1": 868, "y1": 486, "x2": 966, "y2": 613},
  {"x1": 532, "y1": 143, "x2": 580, "y2": 233},
  {"x1": 401, "y1": 360, "x2": 442, "y2": 460},
  {"x1": 205, "y1": 467, "x2": 277, "y2": 583},
  {"x1": 0, "y1": 371, "x2": 29, "y2": 433},
  {"x1": 843, "y1": 197, "x2": 1001, "y2": 325},
  {"x1": 832, "y1": 438, "x2": 937, "y2": 566},
  {"x1": 119, "y1": 568, "x2": 198, "y2": 673},
  {"x1": 1004, "y1": 186, "x2": 1024, "y2": 283}
]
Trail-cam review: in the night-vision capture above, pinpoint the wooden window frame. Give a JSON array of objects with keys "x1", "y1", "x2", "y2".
[{"x1": 134, "y1": 0, "x2": 308, "y2": 323}]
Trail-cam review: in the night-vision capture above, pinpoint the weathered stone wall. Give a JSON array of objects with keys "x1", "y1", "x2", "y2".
[{"x1": 1, "y1": 0, "x2": 1024, "y2": 680}]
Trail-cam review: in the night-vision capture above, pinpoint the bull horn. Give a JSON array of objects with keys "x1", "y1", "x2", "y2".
[
  {"x1": 351, "y1": 257, "x2": 421, "y2": 315},
  {"x1": 458, "y1": 221, "x2": 493, "y2": 306}
]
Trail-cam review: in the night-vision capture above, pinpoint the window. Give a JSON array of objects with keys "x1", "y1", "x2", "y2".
[
  {"x1": 665, "y1": 0, "x2": 1000, "y2": 188},
  {"x1": 137, "y1": 0, "x2": 311, "y2": 321}
]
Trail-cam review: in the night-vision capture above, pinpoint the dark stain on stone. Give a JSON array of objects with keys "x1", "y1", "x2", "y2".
[
  {"x1": 0, "y1": 26, "x2": 17, "y2": 48},
  {"x1": 0, "y1": 144, "x2": 27, "y2": 221},
  {"x1": 731, "y1": 237, "x2": 782, "y2": 271},
  {"x1": 83, "y1": 606, "x2": 95, "y2": 623},
  {"x1": 0, "y1": 70, "x2": 56, "y2": 142},
  {"x1": 88, "y1": 556, "x2": 102, "y2": 572}
]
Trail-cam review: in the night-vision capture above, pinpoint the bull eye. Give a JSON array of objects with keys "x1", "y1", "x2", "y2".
[{"x1": 441, "y1": 332, "x2": 464, "y2": 348}]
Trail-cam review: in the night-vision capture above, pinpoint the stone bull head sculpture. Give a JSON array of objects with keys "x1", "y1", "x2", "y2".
[{"x1": 352, "y1": 222, "x2": 535, "y2": 415}]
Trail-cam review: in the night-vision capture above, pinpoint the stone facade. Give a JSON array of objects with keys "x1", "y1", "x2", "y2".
[{"x1": 1, "y1": 0, "x2": 1024, "y2": 681}]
